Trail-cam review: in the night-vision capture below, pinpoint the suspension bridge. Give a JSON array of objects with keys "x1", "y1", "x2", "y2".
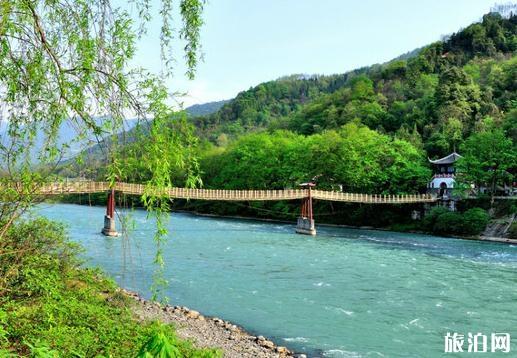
[{"x1": 16, "y1": 181, "x2": 437, "y2": 236}]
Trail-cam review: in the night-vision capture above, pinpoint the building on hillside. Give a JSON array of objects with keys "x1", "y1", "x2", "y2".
[{"x1": 427, "y1": 152, "x2": 462, "y2": 200}]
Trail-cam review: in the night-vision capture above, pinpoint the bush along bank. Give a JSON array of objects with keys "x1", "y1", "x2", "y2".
[
  {"x1": 0, "y1": 218, "x2": 221, "y2": 357},
  {"x1": 420, "y1": 207, "x2": 490, "y2": 236}
]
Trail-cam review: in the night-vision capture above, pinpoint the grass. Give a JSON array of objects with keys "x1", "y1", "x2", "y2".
[{"x1": 0, "y1": 218, "x2": 221, "y2": 357}]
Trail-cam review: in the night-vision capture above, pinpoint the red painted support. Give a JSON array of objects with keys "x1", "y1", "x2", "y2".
[
  {"x1": 102, "y1": 187, "x2": 118, "y2": 236},
  {"x1": 308, "y1": 185, "x2": 313, "y2": 222},
  {"x1": 106, "y1": 188, "x2": 115, "y2": 218},
  {"x1": 106, "y1": 192, "x2": 111, "y2": 217},
  {"x1": 296, "y1": 182, "x2": 316, "y2": 235}
]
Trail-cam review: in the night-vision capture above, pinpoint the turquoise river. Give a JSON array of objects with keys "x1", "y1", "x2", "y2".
[{"x1": 34, "y1": 204, "x2": 517, "y2": 357}]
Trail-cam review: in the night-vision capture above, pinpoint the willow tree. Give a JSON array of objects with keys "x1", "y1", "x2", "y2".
[{"x1": 0, "y1": 0, "x2": 205, "y2": 296}]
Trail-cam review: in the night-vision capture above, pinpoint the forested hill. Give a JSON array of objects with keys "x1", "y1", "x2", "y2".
[
  {"x1": 192, "y1": 12, "x2": 516, "y2": 158},
  {"x1": 186, "y1": 99, "x2": 229, "y2": 117},
  {"x1": 190, "y1": 71, "x2": 370, "y2": 143}
]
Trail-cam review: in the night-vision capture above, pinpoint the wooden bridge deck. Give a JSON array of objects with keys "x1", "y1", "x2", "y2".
[{"x1": 17, "y1": 181, "x2": 438, "y2": 204}]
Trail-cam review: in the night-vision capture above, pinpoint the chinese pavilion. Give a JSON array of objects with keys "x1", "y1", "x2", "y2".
[{"x1": 427, "y1": 152, "x2": 462, "y2": 198}]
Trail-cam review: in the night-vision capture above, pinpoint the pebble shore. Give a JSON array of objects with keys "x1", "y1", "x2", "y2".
[{"x1": 121, "y1": 288, "x2": 304, "y2": 358}]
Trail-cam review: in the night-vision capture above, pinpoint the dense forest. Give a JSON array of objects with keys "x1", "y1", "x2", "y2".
[
  {"x1": 194, "y1": 13, "x2": 516, "y2": 161},
  {"x1": 191, "y1": 12, "x2": 516, "y2": 192}
]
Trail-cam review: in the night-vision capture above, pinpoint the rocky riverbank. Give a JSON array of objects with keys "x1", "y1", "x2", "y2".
[{"x1": 121, "y1": 288, "x2": 300, "y2": 358}]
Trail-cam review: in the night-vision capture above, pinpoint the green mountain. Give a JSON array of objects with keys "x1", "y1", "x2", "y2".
[
  {"x1": 192, "y1": 12, "x2": 516, "y2": 159},
  {"x1": 191, "y1": 72, "x2": 369, "y2": 143},
  {"x1": 186, "y1": 99, "x2": 230, "y2": 117},
  {"x1": 185, "y1": 11, "x2": 516, "y2": 226},
  {"x1": 66, "y1": 11, "x2": 516, "y2": 181}
]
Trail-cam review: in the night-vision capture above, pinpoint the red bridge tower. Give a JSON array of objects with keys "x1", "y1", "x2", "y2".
[
  {"x1": 296, "y1": 182, "x2": 316, "y2": 235},
  {"x1": 101, "y1": 188, "x2": 118, "y2": 236}
]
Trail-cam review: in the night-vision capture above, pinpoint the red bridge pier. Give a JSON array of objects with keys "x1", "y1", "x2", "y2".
[
  {"x1": 296, "y1": 182, "x2": 316, "y2": 236},
  {"x1": 101, "y1": 188, "x2": 119, "y2": 236}
]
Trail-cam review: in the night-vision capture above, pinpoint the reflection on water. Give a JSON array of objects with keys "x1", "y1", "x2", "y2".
[{"x1": 34, "y1": 204, "x2": 517, "y2": 357}]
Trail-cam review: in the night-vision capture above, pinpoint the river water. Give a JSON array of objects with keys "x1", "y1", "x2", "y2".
[{"x1": 34, "y1": 204, "x2": 517, "y2": 357}]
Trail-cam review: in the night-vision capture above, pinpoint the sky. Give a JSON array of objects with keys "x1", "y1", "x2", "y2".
[{"x1": 130, "y1": 0, "x2": 504, "y2": 107}]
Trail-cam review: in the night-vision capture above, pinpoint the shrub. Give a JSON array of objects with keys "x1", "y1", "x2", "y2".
[
  {"x1": 422, "y1": 206, "x2": 449, "y2": 231},
  {"x1": 462, "y1": 208, "x2": 490, "y2": 235},
  {"x1": 433, "y1": 211, "x2": 464, "y2": 235},
  {"x1": 421, "y1": 206, "x2": 489, "y2": 236}
]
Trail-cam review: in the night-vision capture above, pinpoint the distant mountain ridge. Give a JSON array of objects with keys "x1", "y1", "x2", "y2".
[
  {"x1": 185, "y1": 100, "x2": 230, "y2": 117},
  {"x1": 0, "y1": 100, "x2": 223, "y2": 165}
]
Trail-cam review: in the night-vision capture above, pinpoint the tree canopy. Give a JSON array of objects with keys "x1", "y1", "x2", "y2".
[
  {"x1": 200, "y1": 123, "x2": 431, "y2": 195},
  {"x1": 457, "y1": 128, "x2": 516, "y2": 200}
]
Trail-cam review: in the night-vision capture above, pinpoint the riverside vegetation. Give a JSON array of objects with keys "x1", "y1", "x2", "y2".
[{"x1": 0, "y1": 218, "x2": 221, "y2": 357}]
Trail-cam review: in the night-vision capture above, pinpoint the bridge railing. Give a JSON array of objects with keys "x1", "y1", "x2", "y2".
[
  {"x1": 311, "y1": 190, "x2": 435, "y2": 203},
  {"x1": 161, "y1": 187, "x2": 308, "y2": 201},
  {"x1": 4, "y1": 181, "x2": 437, "y2": 203},
  {"x1": 38, "y1": 181, "x2": 111, "y2": 194}
]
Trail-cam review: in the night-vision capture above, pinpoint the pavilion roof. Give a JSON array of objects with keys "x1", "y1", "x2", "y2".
[{"x1": 428, "y1": 152, "x2": 462, "y2": 165}]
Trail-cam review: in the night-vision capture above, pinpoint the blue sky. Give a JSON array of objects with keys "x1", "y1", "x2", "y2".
[{"x1": 131, "y1": 0, "x2": 501, "y2": 107}]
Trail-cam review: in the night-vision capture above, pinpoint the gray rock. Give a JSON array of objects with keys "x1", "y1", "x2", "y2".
[
  {"x1": 186, "y1": 310, "x2": 200, "y2": 319},
  {"x1": 260, "y1": 340, "x2": 275, "y2": 349},
  {"x1": 122, "y1": 290, "x2": 294, "y2": 357},
  {"x1": 276, "y1": 346, "x2": 289, "y2": 354}
]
